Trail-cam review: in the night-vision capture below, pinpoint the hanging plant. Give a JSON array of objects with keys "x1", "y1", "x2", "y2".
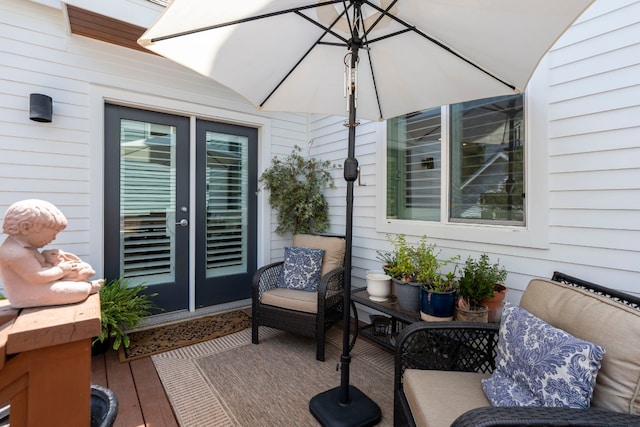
[{"x1": 259, "y1": 145, "x2": 336, "y2": 235}]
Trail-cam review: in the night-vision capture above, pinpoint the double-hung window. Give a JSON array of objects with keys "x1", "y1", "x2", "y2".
[{"x1": 386, "y1": 94, "x2": 525, "y2": 226}]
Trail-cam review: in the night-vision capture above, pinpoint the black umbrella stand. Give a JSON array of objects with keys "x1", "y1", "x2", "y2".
[{"x1": 309, "y1": 12, "x2": 382, "y2": 426}]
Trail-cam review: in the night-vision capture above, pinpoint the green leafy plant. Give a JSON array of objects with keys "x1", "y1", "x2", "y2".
[
  {"x1": 95, "y1": 278, "x2": 159, "y2": 350},
  {"x1": 382, "y1": 234, "x2": 419, "y2": 282},
  {"x1": 259, "y1": 145, "x2": 336, "y2": 235},
  {"x1": 412, "y1": 237, "x2": 440, "y2": 284},
  {"x1": 375, "y1": 248, "x2": 396, "y2": 276},
  {"x1": 428, "y1": 266, "x2": 459, "y2": 293},
  {"x1": 457, "y1": 253, "x2": 507, "y2": 309},
  {"x1": 382, "y1": 234, "x2": 457, "y2": 288}
]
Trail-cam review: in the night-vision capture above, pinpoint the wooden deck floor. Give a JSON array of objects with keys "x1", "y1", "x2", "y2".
[
  {"x1": 90, "y1": 316, "x2": 366, "y2": 427},
  {"x1": 91, "y1": 350, "x2": 179, "y2": 427}
]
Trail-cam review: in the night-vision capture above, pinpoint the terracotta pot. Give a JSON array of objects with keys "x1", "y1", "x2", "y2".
[
  {"x1": 455, "y1": 305, "x2": 489, "y2": 322},
  {"x1": 482, "y1": 284, "x2": 508, "y2": 322}
]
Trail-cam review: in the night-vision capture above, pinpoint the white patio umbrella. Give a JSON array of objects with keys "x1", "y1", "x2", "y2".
[{"x1": 139, "y1": 1, "x2": 594, "y2": 425}]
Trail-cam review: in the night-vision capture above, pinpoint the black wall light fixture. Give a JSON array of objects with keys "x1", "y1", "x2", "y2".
[{"x1": 29, "y1": 93, "x2": 53, "y2": 122}]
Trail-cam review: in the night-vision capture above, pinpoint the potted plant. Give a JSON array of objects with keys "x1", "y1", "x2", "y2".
[
  {"x1": 380, "y1": 234, "x2": 429, "y2": 312},
  {"x1": 484, "y1": 283, "x2": 509, "y2": 322},
  {"x1": 365, "y1": 269, "x2": 392, "y2": 302},
  {"x1": 93, "y1": 277, "x2": 159, "y2": 352},
  {"x1": 420, "y1": 265, "x2": 459, "y2": 321},
  {"x1": 375, "y1": 248, "x2": 396, "y2": 277},
  {"x1": 381, "y1": 234, "x2": 459, "y2": 315},
  {"x1": 412, "y1": 237, "x2": 441, "y2": 285},
  {"x1": 258, "y1": 145, "x2": 336, "y2": 235},
  {"x1": 456, "y1": 253, "x2": 507, "y2": 322}
]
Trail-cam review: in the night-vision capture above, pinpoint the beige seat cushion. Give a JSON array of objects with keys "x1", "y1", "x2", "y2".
[
  {"x1": 403, "y1": 370, "x2": 490, "y2": 427},
  {"x1": 293, "y1": 234, "x2": 345, "y2": 276},
  {"x1": 520, "y1": 278, "x2": 640, "y2": 415},
  {"x1": 261, "y1": 288, "x2": 317, "y2": 314}
]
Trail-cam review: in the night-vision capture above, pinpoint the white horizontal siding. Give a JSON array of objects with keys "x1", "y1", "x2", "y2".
[
  {"x1": 0, "y1": 0, "x2": 307, "y2": 292},
  {"x1": 1, "y1": 0, "x2": 639, "y2": 302},
  {"x1": 546, "y1": 0, "x2": 640, "y2": 294},
  {"x1": 309, "y1": 0, "x2": 640, "y2": 301}
]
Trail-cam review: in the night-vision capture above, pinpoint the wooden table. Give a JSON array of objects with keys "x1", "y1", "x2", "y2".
[
  {"x1": 351, "y1": 288, "x2": 421, "y2": 351},
  {"x1": 0, "y1": 294, "x2": 101, "y2": 426}
]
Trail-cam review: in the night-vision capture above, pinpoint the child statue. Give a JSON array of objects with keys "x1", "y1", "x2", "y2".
[{"x1": 0, "y1": 199, "x2": 103, "y2": 308}]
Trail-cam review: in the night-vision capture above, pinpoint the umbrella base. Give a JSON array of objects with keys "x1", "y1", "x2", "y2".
[{"x1": 309, "y1": 385, "x2": 381, "y2": 427}]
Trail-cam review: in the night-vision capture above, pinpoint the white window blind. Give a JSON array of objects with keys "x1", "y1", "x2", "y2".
[
  {"x1": 205, "y1": 133, "x2": 248, "y2": 277},
  {"x1": 120, "y1": 120, "x2": 176, "y2": 284},
  {"x1": 386, "y1": 94, "x2": 525, "y2": 225},
  {"x1": 449, "y1": 95, "x2": 524, "y2": 224}
]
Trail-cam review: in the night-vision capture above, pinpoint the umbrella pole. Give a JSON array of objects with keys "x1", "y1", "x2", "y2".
[{"x1": 309, "y1": 24, "x2": 381, "y2": 426}]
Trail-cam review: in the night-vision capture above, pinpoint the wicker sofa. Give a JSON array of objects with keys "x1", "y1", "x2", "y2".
[{"x1": 394, "y1": 272, "x2": 640, "y2": 426}]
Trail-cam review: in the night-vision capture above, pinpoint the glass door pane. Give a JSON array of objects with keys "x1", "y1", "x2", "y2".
[
  {"x1": 195, "y1": 120, "x2": 257, "y2": 307},
  {"x1": 205, "y1": 132, "x2": 248, "y2": 278},
  {"x1": 104, "y1": 104, "x2": 190, "y2": 312},
  {"x1": 120, "y1": 120, "x2": 177, "y2": 285}
]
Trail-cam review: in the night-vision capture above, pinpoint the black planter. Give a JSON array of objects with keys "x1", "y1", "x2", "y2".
[
  {"x1": 91, "y1": 384, "x2": 119, "y2": 427},
  {"x1": 91, "y1": 338, "x2": 110, "y2": 356}
]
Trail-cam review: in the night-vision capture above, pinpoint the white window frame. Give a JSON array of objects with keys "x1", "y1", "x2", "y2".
[{"x1": 375, "y1": 62, "x2": 549, "y2": 249}]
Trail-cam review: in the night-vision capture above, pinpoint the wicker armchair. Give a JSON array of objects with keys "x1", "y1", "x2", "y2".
[
  {"x1": 251, "y1": 234, "x2": 345, "y2": 361},
  {"x1": 394, "y1": 272, "x2": 640, "y2": 427}
]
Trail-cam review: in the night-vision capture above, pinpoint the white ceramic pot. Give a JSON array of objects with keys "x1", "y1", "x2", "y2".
[{"x1": 366, "y1": 271, "x2": 391, "y2": 302}]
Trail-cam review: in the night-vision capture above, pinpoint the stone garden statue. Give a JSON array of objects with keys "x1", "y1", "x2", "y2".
[{"x1": 0, "y1": 199, "x2": 103, "y2": 308}]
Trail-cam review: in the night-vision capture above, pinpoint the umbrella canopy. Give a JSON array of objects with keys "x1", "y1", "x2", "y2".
[
  {"x1": 138, "y1": 2, "x2": 594, "y2": 425},
  {"x1": 139, "y1": 0, "x2": 593, "y2": 121}
]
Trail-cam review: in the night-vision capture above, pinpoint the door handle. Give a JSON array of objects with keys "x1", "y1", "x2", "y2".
[{"x1": 176, "y1": 219, "x2": 188, "y2": 227}]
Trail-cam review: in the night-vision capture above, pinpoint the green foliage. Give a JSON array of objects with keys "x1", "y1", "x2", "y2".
[
  {"x1": 375, "y1": 248, "x2": 396, "y2": 275},
  {"x1": 0, "y1": 292, "x2": 5, "y2": 300},
  {"x1": 381, "y1": 234, "x2": 418, "y2": 282},
  {"x1": 95, "y1": 278, "x2": 159, "y2": 350},
  {"x1": 381, "y1": 234, "x2": 458, "y2": 290},
  {"x1": 259, "y1": 145, "x2": 335, "y2": 235},
  {"x1": 428, "y1": 267, "x2": 459, "y2": 293},
  {"x1": 458, "y1": 253, "x2": 507, "y2": 308},
  {"x1": 412, "y1": 237, "x2": 440, "y2": 284}
]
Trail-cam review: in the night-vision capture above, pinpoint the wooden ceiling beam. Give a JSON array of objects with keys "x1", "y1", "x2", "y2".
[{"x1": 66, "y1": 5, "x2": 153, "y2": 54}]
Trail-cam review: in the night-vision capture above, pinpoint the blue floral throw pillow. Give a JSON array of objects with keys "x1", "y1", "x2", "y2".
[
  {"x1": 482, "y1": 302, "x2": 605, "y2": 409},
  {"x1": 277, "y1": 247, "x2": 325, "y2": 292}
]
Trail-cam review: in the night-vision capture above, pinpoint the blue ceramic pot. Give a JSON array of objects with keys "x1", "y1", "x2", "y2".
[{"x1": 420, "y1": 288, "x2": 456, "y2": 320}]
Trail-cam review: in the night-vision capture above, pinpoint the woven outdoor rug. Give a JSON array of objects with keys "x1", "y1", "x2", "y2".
[
  {"x1": 119, "y1": 310, "x2": 251, "y2": 362},
  {"x1": 152, "y1": 327, "x2": 394, "y2": 426}
]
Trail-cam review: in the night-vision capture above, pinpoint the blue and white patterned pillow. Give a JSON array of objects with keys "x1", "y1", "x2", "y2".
[
  {"x1": 482, "y1": 302, "x2": 605, "y2": 408},
  {"x1": 277, "y1": 247, "x2": 325, "y2": 292}
]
